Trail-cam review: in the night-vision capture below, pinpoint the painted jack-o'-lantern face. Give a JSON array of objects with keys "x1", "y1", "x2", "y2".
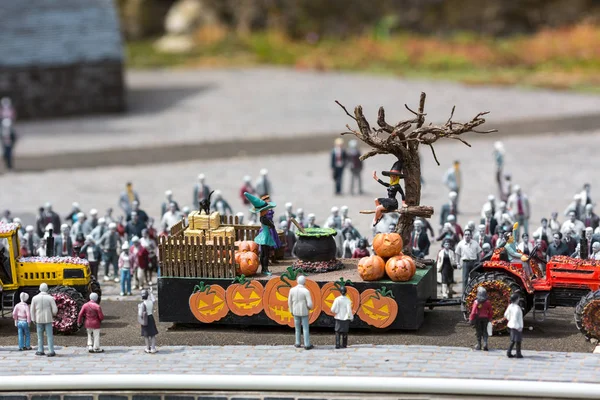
[
  {"x1": 189, "y1": 281, "x2": 229, "y2": 323},
  {"x1": 226, "y1": 275, "x2": 264, "y2": 317},
  {"x1": 373, "y1": 233, "x2": 403, "y2": 258},
  {"x1": 357, "y1": 287, "x2": 398, "y2": 328},
  {"x1": 263, "y1": 267, "x2": 322, "y2": 327},
  {"x1": 320, "y1": 277, "x2": 360, "y2": 316}
]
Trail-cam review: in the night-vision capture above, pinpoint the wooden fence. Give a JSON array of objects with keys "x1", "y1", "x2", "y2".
[
  {"x1": 220, "y1": 215, "x2": 260, "y2": 241},
  {"x1": 169, "y1": 218, "x2": 187, "y2": 237},
  {"x1": 158, "y1": 235, "x2": 236, "y2": 278}
]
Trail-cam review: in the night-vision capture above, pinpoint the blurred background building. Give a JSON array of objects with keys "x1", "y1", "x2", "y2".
[{"x1": 0, "y1": 0, "x2": 125, "y2": 119}]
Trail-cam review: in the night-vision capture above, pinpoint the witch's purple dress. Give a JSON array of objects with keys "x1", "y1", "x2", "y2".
[{"x1": 257, "y1": 209, "x2": 281, "y2": 249}]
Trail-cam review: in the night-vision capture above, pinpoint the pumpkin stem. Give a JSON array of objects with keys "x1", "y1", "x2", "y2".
[
  {"x1": 192, "y1": 281, "x2": 212, "y2": 294},
  {"x1": 377, "y1": 286, "x2": 395, "y2": 299}
]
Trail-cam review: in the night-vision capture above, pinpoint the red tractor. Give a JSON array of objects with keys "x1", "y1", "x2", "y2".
[{"x1": 461, "y1": 245, "x2": 600, "y2": 340}]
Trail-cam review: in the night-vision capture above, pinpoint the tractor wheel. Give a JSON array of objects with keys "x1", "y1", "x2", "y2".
[
  {"x1": 575, "y1": 290, "x2": 600, "y2": 340},
  {"x1": 48, "y1": 286, "x2": 85, "y2": 335},
  {"x1": 461, "y1": 271, "x2": 529, "y2": 332}
]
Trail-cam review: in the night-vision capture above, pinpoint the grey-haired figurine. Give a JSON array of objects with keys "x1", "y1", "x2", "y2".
[
  {"x1": 139, "y1": 288, "x2": 158, "y2": 353},
  {"x1": 12, "y1": 292, "x2": 32, "y2": 351},
  {"x1": 288, "y1": 275, "x2": 314, "y2": 350},
  {"x1": 330, "y1": 286, "x2": 353, "y2": 349},
  {"x1": 77, "y1": 292, "x2": 104, "y2": 353},
  {"x1": 504, "y1": 293, "x2": 524, "y2": 358},
  {"x1": 30, "y1": 283, "x2": 58, "y2": 357}
]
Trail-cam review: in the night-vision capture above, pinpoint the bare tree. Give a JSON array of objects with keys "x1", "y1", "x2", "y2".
[{"x1": 336, "y1": 92, "x2": 495, "y2": 256}]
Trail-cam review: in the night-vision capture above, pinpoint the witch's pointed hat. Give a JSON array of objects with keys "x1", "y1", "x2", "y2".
[
  {"x1": 244, "y1": 192, "x2": 276, "y2": 213},
  {"x1": 382, "y1": 159, "x2": 404, "y2": 177}
]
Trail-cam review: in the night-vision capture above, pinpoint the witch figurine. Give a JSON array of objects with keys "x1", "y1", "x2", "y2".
[
  {"x1": 259, "y1": 195, "x2": 282, "y2": 263},
  {"x1": 372, "y1": 159, "x2": 406, "y2": 226},
  {"x1": 244, "y1": 192, "x2": 277, "y2": 275}
]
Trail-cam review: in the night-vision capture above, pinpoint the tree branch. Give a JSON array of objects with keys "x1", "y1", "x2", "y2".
[{"x1": 335, "y1": 100, "x2": 357, "y2": 121}]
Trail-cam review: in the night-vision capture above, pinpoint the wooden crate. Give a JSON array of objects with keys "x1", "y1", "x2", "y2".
[
  {"x1": 211, "y1": 226, "x2": 234, "y2": 240},
  {"x1": 192, "y1": 212, "x2": 220, "y2": 230}
]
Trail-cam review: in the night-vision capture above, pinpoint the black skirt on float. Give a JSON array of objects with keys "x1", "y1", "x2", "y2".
[
  {"x1": 378, "y1": 197, "x2": 398, "y2": 211},
  {"x1": 335, "y1": 319, "x2": 351, "y2": 333},
  {"x1": 441, "y1": 254, "x2": 455, "y2": 284},
  {"x1": 141, "y1": 315, "x2": 159, "y2": 337}
]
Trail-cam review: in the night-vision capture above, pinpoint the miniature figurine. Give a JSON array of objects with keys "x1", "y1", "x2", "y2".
[
  {"x1": 99, "y1": 222, "x2": 120, "y2": 282},
  {"x1": 20, "y1": 237, "x2": 29, "y2": 257},
  {"x1": 198, "y1": 190, "x2": 214, "y2": 215},
  {"x1": 436, "y1": 222, "x2": 460, "y2": 250},
  {"x1": 502, "y1": 173, "x2": 513, "y2": 202},
  {"x1": 30, "y1": 283, "x2": 58, "y2": 357},
  {"x1": 211, "y1": 190, "x2": 234, "y2": 216},
  {"x1": 141, "y1": 229, "x2": 158, "y2": 285},
  {"x1": 295, "y1": 208, "x2": 306, "y2": 229},
  {"x1": 516, "y1": 233, "x2": 533, "y2": 255},
  {"x1": 54, "y1": 224, "x2": 73, "y2": 257},
  {"x1": 43, "y1": 203, "x2": 61, "y2": 232},
  {"x1": 480, "y1": 195, "x2": 496, "y2": 219},
  {"x1": 139, "y1": 288, "x2": 158, "y2": 353},
  {"x1": 34, "y1": 207, "x2": 46, "y2": 237},
  {"x1": 387, "y1": 222, "x2": 397, "y2": 234},
  {"x1": 70, "y1": 212, "x2": 86, "y2": 242},
  {"x1": 161, "y1": 203, "x2": 183, "y2": 230},
  {"x1": 476, "y1": 224, "x2": 492, "y2": 249},
  {"x1": 161, "y1": 190, "x2": 179, "y2": 217},
  {"x1": 503, "y1": 223, "x2": 533, "y2": 278},
  {"x1": 493, "y1": 201, "x2": 512, "y2": 226},
  {"x1": 104, "y1": 207, "x2": 115, "y2": 225},
  {"x1": 455, "y1": 229, "x2": 481, "y2": 290},
  {"x1": 37, "y1": 238, "x2": 47, "y2": 257},
  {"x1": 447, "y1": 215, "x2": 464, "y2": 240},
  {"x1": 280, "y1": 220, "x2": 296, "y2": 258},
  {"x1": 118, "y1": 242, "x2": 133, "y2": 296},
  {"x1": 119, "y1": 182, "x2": 140, "y2": 216},
  {"x1": 86, "y1": 209, "x2": 99, "y2": 231},
  {"x1": 372, "y1": 160, "x2": 405, "y2": 226},
  {"x1": 288, "y1": 275, "x2": 314, "y2": 350},
  {"x1": 65, "y1": 202, "x2": 81, "y2": 224},
  {"x1": 582, "y1": 204, "x2": 599, "y2": 230},
  {"x1": 12, "y1": 292, "x2": 32, "y2": 351},
  {"x1": 549, "y1": 212, "x2": 561, "y2": 236},
  {"x1": 341, "y1": 218, "x2": 361, "y2": 241},
  {"x1": 347, "y1": 139, "x2": 363, "y2": 195},
  {"x1": 131, "y1": 236, "x2": 149, "y2": 289},
  {"x1": 245, "y1": 192, "x2": 277, "y2": 275},
  {"x1": 481, "y1": 243, "x2": 491, "y2": 258},
  {"x1": 1, "y1": 97, "x2": 16, "y2": 121},
  {"x1": 504, "y1": 293, "x2": 523, "y2": 358},
  {"x1": 352, "y1": 238, "x2": 370, "y2": 258},
  {"x1": 580, "y1": 183, "x2": 592, "y2": 206},
  {"x1": 324, "y1": 207, "x2": 342, "y2": 230},
  {"x1": 193, "y1": 174, "x2": 212, "y2": 208},
  {"x1": 80, "y1": 236, "x2": 101, "y2": 279},
  {"x1": 443, "y1": 160, "x2": 461, "y2": 208},
  {"x1": 493, "y1": 142, "x2": 505, "y2": 197},
  {"x1": 469, "y1": 286, "x2": 492, "y2": 351},
  {"x1": 341, "y1": 232, "x2": 356, "y2": 258},
  {"x1": 331, "y1": 138, "x2": 347, "y2": 195},
  {"x1": 1, "y1": 209, "x2": 11, "y2": 224},
  {"x1": 77, "y1": 292, "x2": 104, "y2": 353},
  {"x1": 128, "y1": 201, "x2": 149, "y2": 225},
  {"x1": 591, "y1": 242, "x2": 600, "y2": 261},
  {"x1": 331, "y1": 285, "x2": 353, "y2": 349},
  {"x1": 340, "y1": 205, "x2": 349, "y2": 222},
  {"x1": 416, "y1": 216, "x2": 435, "y2": 238},
  {"x1": 506, "y1": 185, "x2": 530, "y2": 237},
  {"x1": 1, "y1": 118, "x2": 17, "y2": 170},
  {"x1": 564, "y1": 194, "x2": 584, "y2": 220},
  {"x1": 306, "y1": 213, "x2": 319, "y2": 228},
  {"x1": 90, "y1": 218, "x2": 107, "y2": 242},
  {"x1": 575, "y1": 227, "x2": 594, "y2": 259},
  {"x1": 561, "y1": 211, "x2": 585, "y2": 238},
  {"x1": 279, "y1": 202, "x2": 296, "y2": 229},
  {"x1": 533, "y1": 218, "x2": 552, "y2": 246},
  {"x1": 240, "y1": 176, "x2": 256, "y2": 206},
  {"x1": 410, "y1": 220, "x2": 430, "y2": 258},
  {"x1": 547, "y1": 233, "x2": 570, "y2": 260},
  {"x1": 439, "y1": 191, "x2": 458, "y2": 229},
  {"x1": 126, "y1": 212, "x2": 146, "y2": 241},
  {"x1": 436, "y1": 240, "x2": 457, "y2": 299},
  {"x1": 23, "y1": 225, "x2": 39, "y2": 256},
  {"x1": 255, "y1": 169, "x2": 272, "y2": 198}
]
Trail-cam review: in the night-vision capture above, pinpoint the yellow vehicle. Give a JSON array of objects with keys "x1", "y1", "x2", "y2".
[{"x1": 0, "y1": 222, "x2": 101, "y2": 332}]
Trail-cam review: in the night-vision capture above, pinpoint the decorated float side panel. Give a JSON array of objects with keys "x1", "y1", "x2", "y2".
[{"x1": 158, "y1": 266, "x2": 435, "y2": 330}]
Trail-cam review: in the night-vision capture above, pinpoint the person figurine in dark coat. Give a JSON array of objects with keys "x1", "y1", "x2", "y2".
[
  {"x1": 372, "y1": 160, "x2": 405, "y2": 226},
  {"x1": 546, "y1": 233, "x2": 569, "y2": 260},
  {"x1": 330, "y1": 286, "x2": 353, "y2": 349},
  {"x1": 347, "y1": 139, "x2": 363, "y2": 195},
  {"x1": 469, "y1": 286, "x2": 493, "y2": 351},
  {"x1": 43, "y1": 203, "x2": 61, "y2": 234},
  {"x1": 279, "y1": 220, "x2": 296, "y2": 258},
  {"x1": 126, "y1": 212, "x2": 146, "y2": 242},
  {"x1": 410, "y1": 220, "x2": 430, "y2": 258},
  {"x1": 331, "y1": 138, "x2": 347, "y2": 195},
  {"x1": 245, "y1": 192, "x2": 277, "y2": 275},
  {"x1": 1, "y1": 118, "x2": 17, "y2": 171}
]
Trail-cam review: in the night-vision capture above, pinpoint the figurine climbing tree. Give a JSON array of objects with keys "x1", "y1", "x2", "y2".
[{"x1": 336, "y1": 92, "x2": 495, "y2": 256}]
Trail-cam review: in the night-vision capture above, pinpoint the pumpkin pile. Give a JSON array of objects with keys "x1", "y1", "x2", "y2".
[
  {"x1": 358, "y1": 233, "x2": 416, "y2": 282},
  {"x1": 234, "y1": 240, "x2": 260, "y2": 276}
]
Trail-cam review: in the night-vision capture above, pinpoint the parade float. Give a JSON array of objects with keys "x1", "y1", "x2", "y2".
[{"x1": 158, "y1": 92, "x2": 496, "y2": 331}]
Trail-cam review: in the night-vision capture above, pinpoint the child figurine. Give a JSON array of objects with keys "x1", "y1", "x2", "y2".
[
  {"x1": 244, "y1": 192, "x2": 277, "y2": 275},
  {"x1": 504, "y1": 293, "x2": 524, "y2": 358},
  {"x1": 469, "y1": 286, "x2": 493, "y2": 351},
  {"x1": 352, "y1": 238, "x2": 370, "y2": 258},
  {"x1": 372, "y1": 159, "x2": 405, "y2": 226},
  {"x1": 77, "y1": 293, "x2": 104, "y2": 353},
  {"x1": 12, "y1": 292, "x2": 32, "y2": 351},
  {"x1": 330, "y1": 286, "x2": 353, "y2": 349},
  {"x1": 139, "y1": 288, "x2": 158, "y2": 353}
]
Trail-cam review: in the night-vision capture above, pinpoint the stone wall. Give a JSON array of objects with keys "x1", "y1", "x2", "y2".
[{"x1": 0, "y1": 61, "x2": 125, "y2": 119}]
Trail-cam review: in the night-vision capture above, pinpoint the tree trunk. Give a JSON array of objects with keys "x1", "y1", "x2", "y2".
[{"x1": 397, "y1": 147, "x2": 422, "y2": 255}]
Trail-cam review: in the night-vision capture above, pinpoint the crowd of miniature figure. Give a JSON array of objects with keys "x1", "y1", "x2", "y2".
[{"x1": 2, "y1": 115, "x2": 598, "y2": 357}]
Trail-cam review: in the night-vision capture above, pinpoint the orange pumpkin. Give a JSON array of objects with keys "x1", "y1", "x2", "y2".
[
  {"x1": 262, "y1": 267, "x2": 322, "y2": 327},
  {"x1": 236, "y1": 251, "x2": 259, "y2": 276},
  {"x1": 357, "y1": 255, "x2": 386, "y2": 281},
  {"x1": 372, "y1": 233, "x2": 403, "y2": 258},
  {"x1": 385, "y1": 255, "x2": 416, "y2": 282},
  {"x1": 225, "y1": 275, "x2": 264, "y2": 317},
  {"x1": 320, "y1": 277, "x2": 360, "y2": 316},
  {"x1": 237, "y1": 240, "x2": 259, "y2": 255},
  {"x1": 189, "y1": 281, "x2": 229, "y2": 323},
  {"x1": 357, "y1": 287, "x2": 398, "y2": 328}
]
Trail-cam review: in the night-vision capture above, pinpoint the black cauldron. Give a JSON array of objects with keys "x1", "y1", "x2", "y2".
[{"x1": 293, "y1": 228, "x2": 338, "y2": 262}]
